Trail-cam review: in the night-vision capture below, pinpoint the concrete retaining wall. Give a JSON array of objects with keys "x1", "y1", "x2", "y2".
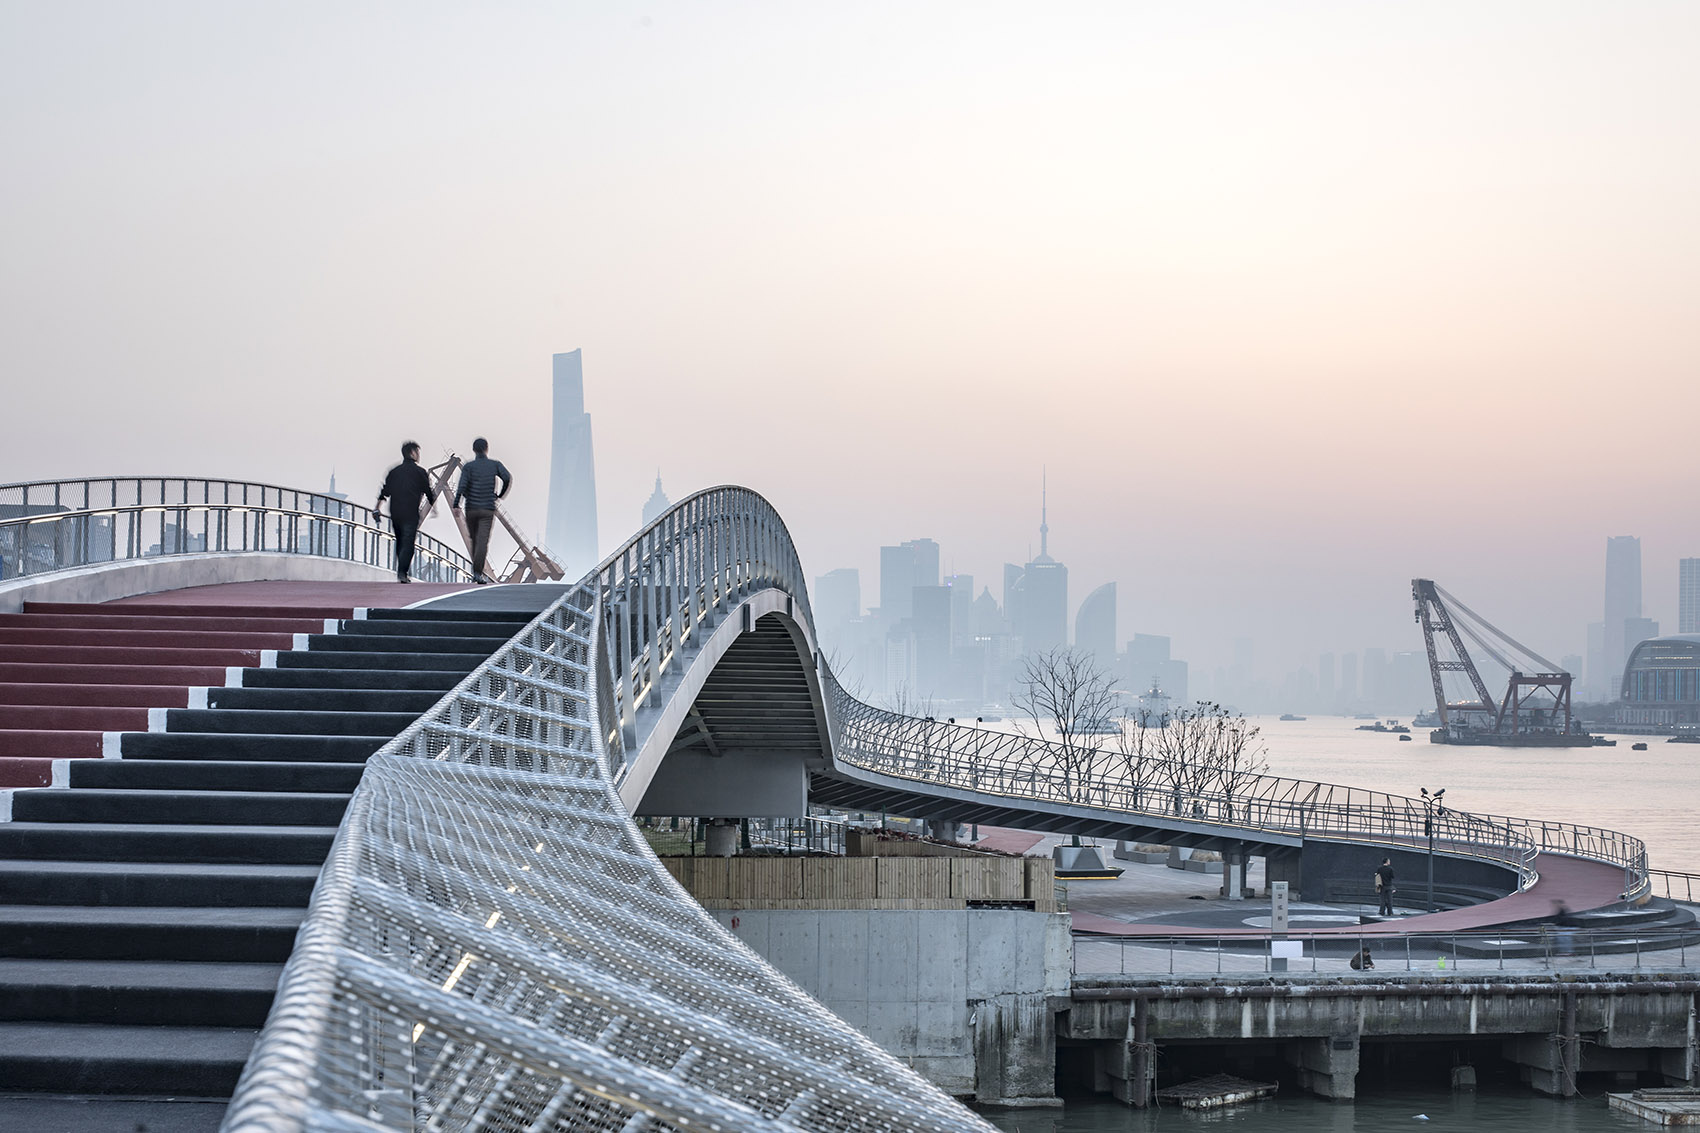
[
  {"x1": 665, "y1": 855, "x2": 1058, "y2": 911},
  {"x1": 713, "y1": 907, "x2": 1071, "y2": 1104},
  {"x1": 0, "y1": 552, "x2": 397, "y2": 612}
]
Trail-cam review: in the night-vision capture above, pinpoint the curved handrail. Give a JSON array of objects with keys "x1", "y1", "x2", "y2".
[
  {"x1": 0, "y1": 475, "x2": 471, "y2": 583},
  {"x1": 823, "y1": 671, "x2": 1651, "y2": 900}
]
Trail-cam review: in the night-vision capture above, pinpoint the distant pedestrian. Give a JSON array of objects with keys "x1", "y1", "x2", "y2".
[
  {"x1": 1350, "y1": 947, "x2": 1375, "y2": 970},
  {"x1": 375, "y1": 441, "x2": 435, "y2": 583},
  {"x1": 453, "y1": 437, "x2": 512, "y2": 584},
  {"x1": 1375, "y1": 857, "x2": 1396, "y2": 917}
]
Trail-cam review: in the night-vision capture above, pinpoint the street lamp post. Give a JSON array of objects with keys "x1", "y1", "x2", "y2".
[{"x1": 1421, "y1": 786, "x2": 1447, "y2": 913}]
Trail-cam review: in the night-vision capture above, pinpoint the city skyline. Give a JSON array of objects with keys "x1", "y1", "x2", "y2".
[{"x1": 2, "y1": 4, "x2": 1695, "y2": 680}]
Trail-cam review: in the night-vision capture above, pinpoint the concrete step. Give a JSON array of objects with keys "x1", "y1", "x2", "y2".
[
  {"x1": 304, "y1": 633, "x2": 507, "y2": 654},
  {"x1": 67, "y1": 758, "x2": 367, "y2": 793},
  {"x1": 0, "y1": 1093, "x2": 227, "y2": 1132},
  {"x1": 336, "y1": 617, "x2": 523, "y2": 638},
  {"x1": 0, "y1": 705, "x2": 148, "y2": 732},
  {"x1": 0, "y1": 644, "x2": 264, "y2": 667},
  {"x1": 0, "y1": 683, "x2": 190, "y2": 708},
  {"x1": 118, "y1": 731, "x2": 390, "y2": 762},
  {"x1": 241, "y1": 666, "x2": 467, "y2": 691},
  {"x1": 162, "y1": 707, "x2": 417, "y2": 737},
  {"x1": 0, "y1": 628, "x2": 296, "y2": 650},
  {"x1": 0, "y1": 729, "x2": 102, "y2": 759},
  {"x1": 0, "y1": 859, "x2": 321, "y2": 906},
  {"x1": 0, "y1": 822, "x2": 338, "y2": 864},
  {"x1": 0, "y1": 957, "x2": 282, "y2": 1027},
  {"x1": 0, "y1": 1020, "x2": 257, "y2": 1095},
  {"x1": 0, "y1": 905, "x2": 305, "y2": 962},
  {"x1": 11, "y1": 787, "x2": 350, "y2": 826},
  {"x1": 25, "y1": 601, "x2": 353, "y2": 619},
  {"x1": 206, "y1": 686, "x2": 443, "y2": 714},
  {"x1": 0, "y1": 662, "x2": 227, "y2": 687},
  {"x1": 274, "y1": 649, "x2": 487, "y2": 672},
  {"x1": 0, "y1": 612, "x2": 326, "y2": 633}
]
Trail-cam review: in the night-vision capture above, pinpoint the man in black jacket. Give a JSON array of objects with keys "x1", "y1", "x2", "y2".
[
  {"x1": 1375, "y1": 858, "x2": 1396, "y2": 917},
  {"x1": 453, "y1": 437, "x2": 512, "y2": 584},
  {"x1": 375, "y1": 441, "x2": 436, "y2": 583}
]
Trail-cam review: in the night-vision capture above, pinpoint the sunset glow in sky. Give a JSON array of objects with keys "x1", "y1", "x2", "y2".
[{"x1": 3, "y1": 3, "x2": 1695, "y2": 673}]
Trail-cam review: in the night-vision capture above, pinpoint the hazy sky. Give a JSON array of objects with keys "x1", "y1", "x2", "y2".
[{"x1": 3, "y1": 2, "x2": 1696, "y2": 675}]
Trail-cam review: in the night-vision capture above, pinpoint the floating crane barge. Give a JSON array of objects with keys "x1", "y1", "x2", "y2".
[{"x1": 1411, "y1": 578, "x2": 1599, "y2": 747}]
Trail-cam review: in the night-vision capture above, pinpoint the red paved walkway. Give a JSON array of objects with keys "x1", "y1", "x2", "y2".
[
  {"x1": 1070, "y1": 851, "x2": 1629, "y2": 936},
  {"x1": 109, "y1": 580, "x2": 473, "y2": 610},
  {"x1": 974, "y1": 826, "x2": 1047, "y2": 855}
]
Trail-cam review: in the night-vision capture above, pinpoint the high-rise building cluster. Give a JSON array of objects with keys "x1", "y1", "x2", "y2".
[
  {"x1": 811, "y1": 482, "x2": 1187, "y2": 713},
  {"x1": 1583, "y1": 536, "x2": 1661, "y2": 702}
]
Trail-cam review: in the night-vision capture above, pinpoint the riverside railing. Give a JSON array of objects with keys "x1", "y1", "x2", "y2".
[
  {"x1": 823, "y1": 674, "x2": 1652, "y2": 901},
  {"x1": 225, "y1": 486, "x2": 988, "y2": 1132},
  {"x1": 0, "y1": 476, "x2": 471, "y2": 583},
  {"x1": 1073, "y1": 926, "x2": 1700, "y2": 978}
]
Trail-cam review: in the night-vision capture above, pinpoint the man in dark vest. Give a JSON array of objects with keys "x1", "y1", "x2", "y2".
[
  {"x1": 375, "y1": 441, "x2": 436, "y2": 583},
  {"x1": 453, "y1": 437, "x2": 513, "y2": 584}
]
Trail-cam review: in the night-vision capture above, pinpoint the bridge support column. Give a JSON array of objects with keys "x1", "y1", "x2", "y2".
[
  {"x1": 704, "y1": 819, "x2": 738, "y2": 857},
  {"x1": 1096, "y1": 998, "x2": 1153, "y2": 1106},
  {"x1": 1220, "y1": 844, "x2": 1248, "y2": 901},
  {"x1": 1286, "y1": 1034, "x2": 1359, "y2": 1100}
]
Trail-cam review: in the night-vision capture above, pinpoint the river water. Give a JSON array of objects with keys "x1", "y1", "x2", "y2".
[
  {"x1": 967, "y1": 715, "x2": 1696, "y2": 1130},
  {"x1": 978, "y1": 1085, "x2": 1646, "y2": 1132}
]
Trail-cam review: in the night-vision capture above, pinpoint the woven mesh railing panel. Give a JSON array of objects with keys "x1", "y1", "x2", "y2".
[{"x1": 224, "y1": 493, "x2": 993, "y2": 1132}]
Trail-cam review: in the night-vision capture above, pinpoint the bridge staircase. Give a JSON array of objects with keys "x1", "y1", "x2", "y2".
[{"x1": 0, "y1": 594, "x2": 531, "y2": 1126}]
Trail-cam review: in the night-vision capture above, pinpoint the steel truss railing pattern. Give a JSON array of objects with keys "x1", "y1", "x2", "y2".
[
  {"x1": 0, "y1": 476, "x2": 471, "y2": 584},
  {"x1": 208, "y1": 478, "x2": 1646, "y2": 1130},
  {"x1": 822, "y1": 675, "x2": 1651, "y2": 900},
  {"x1": 225, "y1": 486, "x2": 990, "y2": 1132}
]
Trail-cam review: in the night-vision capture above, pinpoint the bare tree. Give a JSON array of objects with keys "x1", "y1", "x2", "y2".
[
  {"x1": 1016, "y1": 647, "x2": 1118, "y2": 800},
  {"x1": 1113, "y1": 710, "x2": 1163, "y2": 812},
  {"x1": 1200, "y1": 708, "x2": 1268, "y2": 820},
  {"x1": 1145, "y1": 701, "x2": 1268, "y2": 819}
]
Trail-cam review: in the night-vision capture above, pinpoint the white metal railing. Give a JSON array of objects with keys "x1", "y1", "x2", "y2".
[
  {"x1": 224, "y1": 487, "x2": 988, "y2": 1132},
  {"x1": 822, "y1": 673, "x2": 1651, "y2": 901},
  {"x1": 214, "y1": 479, "x2": 1653, "y2": 1130},
  {"x1": 0, "y1": 476, "x2": 471, "y2": 584}
]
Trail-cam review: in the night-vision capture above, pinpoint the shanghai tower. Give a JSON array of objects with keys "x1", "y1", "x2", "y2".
[{"x1": 544, "y1": 349, "x2": 599, "y2": 578}]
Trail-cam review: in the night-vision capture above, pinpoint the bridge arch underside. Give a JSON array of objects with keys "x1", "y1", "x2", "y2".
[{"x1": 633, "y1": 611, "x2": 832, "y2": 818}]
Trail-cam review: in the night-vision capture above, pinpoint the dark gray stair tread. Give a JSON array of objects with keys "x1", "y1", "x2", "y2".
[
  {"x1": 0, "y1": 822, "x2": 337, "y2": 864},
  {"x1": 0, "y1": 859, "x2": 322, "y2": 906},
  {"x1": 13, "y1": 789, "x2": 350, "y2": 814},
  {"x1": 67, "y1": 759, "x2": 367, "y2": 792},
  {"x1": 0, "y1": 905, "x2": 306, "y2": 931},
  {"x1": 275, "y1": 650, "x2": 488, "y2": 670},
  {"x1": 0, "y1": 957, "x2": 285, "y2": 993},
  {"x1": 0, "y1": 1020, "x2": 257, "y2": 1094},
  {"x1": 0, "y1": 904, "x2": 306, "y2": 962},
  {"x1": 339, "y1": 618, "x2": 521, "y2": 637},
  {"x1": 164, "y1": 708, "x2": 417, "y2": 736},
  {"x1": 0, "y1": 1094, "x2": 227, "y2": 1133},
  {"x1": 242, "y1": 667, "x2": 467, "y2": 689},
  {"x1": 206, "y1": 687, "x2": 443, "y2": 712},
  {"x1": 118, "y1": 732, "x2": 389, "y2": 762}
]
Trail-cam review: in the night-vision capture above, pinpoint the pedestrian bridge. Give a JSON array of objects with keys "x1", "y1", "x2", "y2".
[{"x1": 0, "y1": 478, "x2": 1654, "y2": 1131}]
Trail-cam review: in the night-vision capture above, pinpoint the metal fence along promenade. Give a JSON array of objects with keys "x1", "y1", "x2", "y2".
[
  {"x1": 224, "y1": 487, "x2": 992, "y2": 1133},
  {"x1": 0, "y1": 476, "x2": 472, "y2": 583},
  {"x1": 824, "y1": 677, "x2": 1651, "y2": 901}
]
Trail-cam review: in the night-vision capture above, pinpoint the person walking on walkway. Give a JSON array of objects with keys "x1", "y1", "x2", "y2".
[
  {"x1": 453, "y1": 437, "x2": 512, "y2": 584},
  {"x1": 1375, "y1": 857, "x2": 1396, "y2": 917},
  {"x1": 375, "y1": 441, "x2": 436, "y2": 583}
]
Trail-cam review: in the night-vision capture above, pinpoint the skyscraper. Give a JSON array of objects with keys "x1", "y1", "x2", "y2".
[
  {"x1": 1074, "y1": 582, "x2": 1117, "y2": 669},
  {"x1": 1681, "y1": 559, "x2": 1700, "y2": 634},
  {"x1": 1604, "y1": 536, "x2": 1643, "y2": 691},
  {"x1": 544, "y1": 350, "x2": 599, "y2": 577},
  {"x1": 641, "y1": 474, "x2": 670, "y2": 528},
  {"x1": 1008, "y1": 479, "x2": 1067, "y2": 655}
]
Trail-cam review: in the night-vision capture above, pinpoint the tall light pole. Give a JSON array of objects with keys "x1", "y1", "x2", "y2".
[{"x1": 1421, "y1": 786, "x2": 1447, "y2": 913}]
